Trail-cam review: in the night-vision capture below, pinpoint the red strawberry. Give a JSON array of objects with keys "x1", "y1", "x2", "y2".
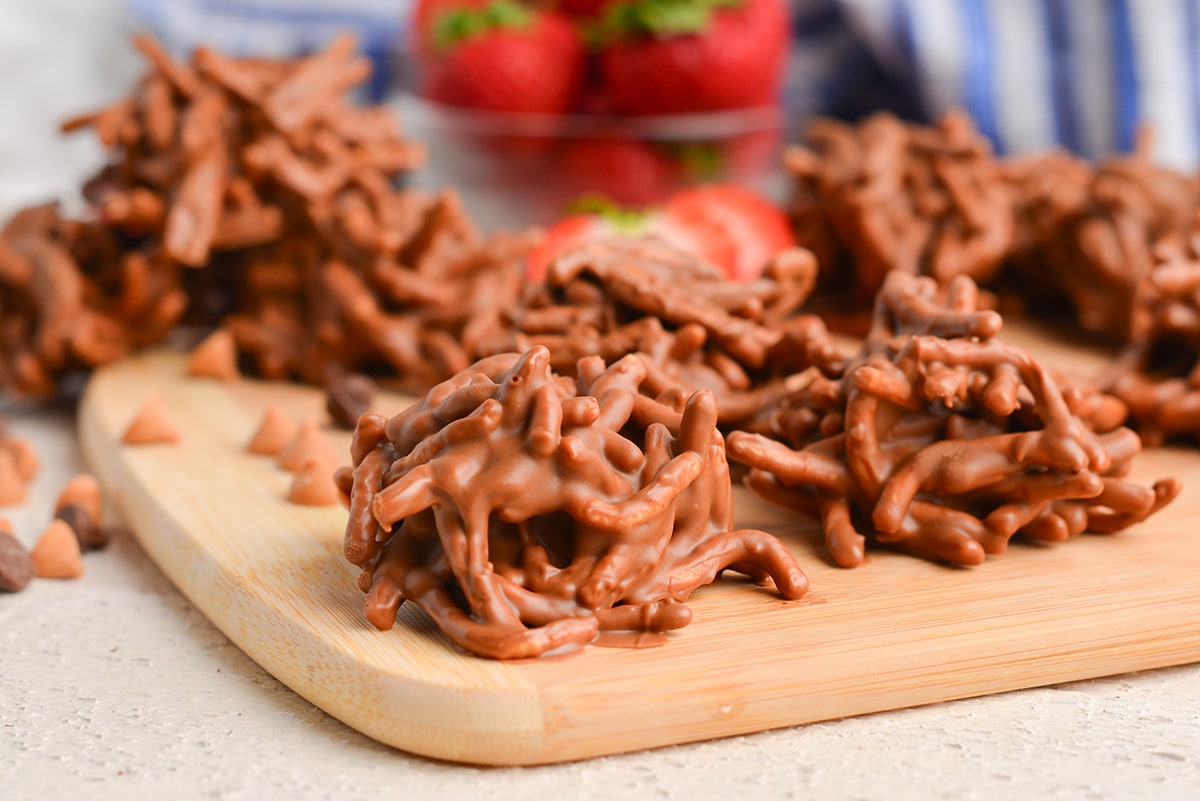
[
  {"x1": 526, "y1": 195, "x2": 738, "y2": 279},
  {"x1": 423, "y1": 1, "x2": 585, "y2": 114},
  {"x1": 594, "y1": 0, "x2": 789, "y2": 114},
  {"x1": 559, "y1": 138, "x2": 677, "y2": 206},
  {"x1": 556, "y1": 0, "x2": 614, "y2": 16},
  {"x1": 664, "y1": 185, "x2": 794, "y2": 279},
  {"x1": 412, "y1": 0, "x2": 488, "y2": 58}
]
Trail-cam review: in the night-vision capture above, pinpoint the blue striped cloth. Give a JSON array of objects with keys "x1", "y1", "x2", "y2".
[
  {"x1": 791, "y1": 0, "x2": 1200, "y2": 171},
  {"x1": 126, "y1": 0, "x2": 1200, "y2": 168}
]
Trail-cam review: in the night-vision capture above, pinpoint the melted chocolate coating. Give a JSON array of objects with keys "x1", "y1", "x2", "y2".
[
  {"x1": 223, "y1": 191, "x2": 533, "y2": 392},
  {"x1": 339, "y1": 347, "x2": 808, "y2": 659}
]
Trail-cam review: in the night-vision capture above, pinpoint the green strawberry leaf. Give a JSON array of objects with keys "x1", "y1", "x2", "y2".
[
  {"x1": 588, "y1": 0, "x2": 742, "y2": 47},
  {"x1": 672, "y1": 142, "x2": 725, "y2": 180},
  {"x1": 567, "y1": 193, "x2": 654, "y2": 230},
  {"x1": 433, "y1": 0, "x2": 535, "y2": 52},
  {"x1": 637, "y1": 1, "x2": 710, "y2": 32}
]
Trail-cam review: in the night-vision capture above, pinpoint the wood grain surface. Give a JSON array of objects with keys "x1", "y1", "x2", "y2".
[{"x1": 79, "y1": 325, "x2": 1200, "y2": 765}]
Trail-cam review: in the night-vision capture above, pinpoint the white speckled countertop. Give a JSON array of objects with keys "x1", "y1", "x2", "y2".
[{"x1": 1, "y1": 3, "x2": 1198, "y2": 798}]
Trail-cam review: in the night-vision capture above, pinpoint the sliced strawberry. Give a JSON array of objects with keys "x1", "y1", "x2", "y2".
[
  {"x1": 558, "y1": 138, "x2": 677, "y2": 206},
  {"x1": 650, "y1": 198, "x2": 737, "y2": 275},
  {"x1": 664, "y1": 185, "x2": 793, "y2": 279},
  {"x1": 527, "y1": 214, "x2": 609, "y2": 280},
  {"x1": 526, "y1": 189, "x2": 782, "y2": 282},
  {"x1": 527, "y1": 196, "x2": 661, "y2": 279},
  {"x1": 528, "y1": 196, "x2": 700, "y2": 278}
]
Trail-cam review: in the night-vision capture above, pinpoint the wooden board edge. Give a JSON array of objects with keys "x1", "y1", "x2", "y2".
[
  {"x1": 529, "y1": 628, "x2": 1200, "y2": 763},
  {"x1": 77, "y1": 356, "x2": 557, "y2": 766}
]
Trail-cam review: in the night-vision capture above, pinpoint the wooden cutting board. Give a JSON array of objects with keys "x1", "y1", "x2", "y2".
[{"x1": 78, "y1": 325, "x2": 1200, "y2": 766}]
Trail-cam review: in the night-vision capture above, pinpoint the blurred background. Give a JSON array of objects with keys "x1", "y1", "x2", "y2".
[{"x1": 2, "y1": 0, "x2": 1198, "y2": 228}]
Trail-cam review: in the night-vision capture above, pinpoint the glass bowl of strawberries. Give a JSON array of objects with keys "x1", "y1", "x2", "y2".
[{"x1": 399, "y1": 0, "x2": 792, "y2": 229}]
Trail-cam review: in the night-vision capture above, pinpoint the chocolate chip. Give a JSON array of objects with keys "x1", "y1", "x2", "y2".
[
  {"x1": 57, "y1": 504, "x2": 110, "y2": 551},
  {"x1": 324, "y1": 373, "x2": 374, "y2": 430},
  {"x1": 0, "y1": 529, "x2": 34, "y2": 592}
]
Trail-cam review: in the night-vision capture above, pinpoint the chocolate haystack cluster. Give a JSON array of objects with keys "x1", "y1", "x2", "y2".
[
  {"x1": 1105, "y1": 219, "x2": 1200, "y2": 443},
  {"x1": 789, "y1": 113, "x2": 1200, "y2": 449},
  {"x1": 1006, "y1": 145, "x2": 1200, "y2": 443},
  {"x1": 787, "y1": 110, "x2": 1015, "y2": 303},
  {"x1": 1005, "y1": 141, "x2": 1200, "y2": 341},
  {"x1": 493, "y1": 238, "x2": 845, "y2": 433},
  {"x1": 65, "y1": 34, "x2": 425, "y2": 269},
  {"x1": 0, "y1": 35, "x2": 533, "y2": 396},
  {"x1": 0, "y1": 203, "x2": 187, "y2": 395},
  {"x1": 222, "y1": 189, "x2": 532, "y2": 391},
  {"x1": 727, "y1": 271, "x2": 1180, "y2": 567},
  {"x1": 337, "y1": 347, "x2": 808, "y2": 659}
]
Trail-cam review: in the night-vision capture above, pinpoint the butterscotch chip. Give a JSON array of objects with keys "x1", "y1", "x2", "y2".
[
  {"x1": 0, "y1": 520, "x2": 34, "y2": 592},
  {"x1": 122, "y1": 394, "x2": 182, "y2": 445},
  {"x1": 277, "y1": 419, "x2": 338, "y2": 471},
  {"x1": 31, "y1": 519, "x2": 84, "y2": 579},
  {"x1": 286, "y1": 458, "x2": 340, "y2": 506},
  {"x1": 8, "y1": 438, "x2": 38, "y2": 482},
  {"x1": 186, "y1": 328, "x2": 239, "y2": 381},
  {"x1": 324, "y1": 373, "x2": 374, "y2": 430},
  {"x1": 246, "y1": 405, "x2": 298, "y2": 456},
  {"x1": 55, "y1": 474, "x2": 103, "y2": 523},
  {"x1": 0, "y1": 425, "x2": 37, "y2": 502},
  {"x1": 0, "y1": 451, "x2": 26, "y2": 506}
]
